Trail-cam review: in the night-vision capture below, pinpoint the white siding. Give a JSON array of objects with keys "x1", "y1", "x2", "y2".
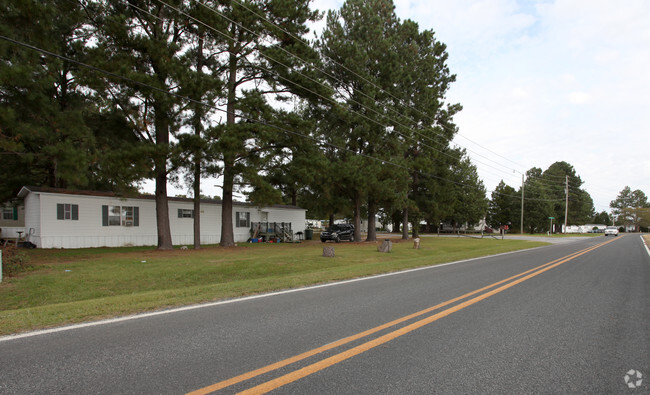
[
  {"x1": 19, "y1": 189, "x2": 307, "y2": 248},
  {"x1": 263, "y1": 206, "x2": 307, "y2": 238},
  {"x1": 38, "y1": 194, "x2": 158, "y2": 248},
  {"x1": 229, "y1": 206, "x2": 305, "y2": 242},
  {"x1": 168, "y1": 200, "x2": 221, "y2": 245},
  {"x1": 23, "y1": 193, "x2": 41, "y2": 247}
]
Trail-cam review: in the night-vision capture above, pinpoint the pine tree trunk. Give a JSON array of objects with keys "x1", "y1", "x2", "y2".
[
  {"x1": 402, "y1": 208, "x2": 409, "y2": 240},
  {"x1": 366, "y1": 197, "x2": 377, "y2": 242},
  {"x1": 220, "y1": 46, "x2": 238, "y2": 247},
  {"x1": 353, "y1": 192, "x2": 361, "y2": 242},
  {"x1": 193, "y1": 177, "x2": 201, "y2": 249},
  {"x1": 155, "y1": 169, "x2": 173, "y2": 250},
  {"x1": 220, "y1": 161, "x2": 236, "y2": 247},
  {"x1": 392, "y1": 211, "x2": 401, "y2": 234},
  {"x1": 154, "y1": 105, "x2": 173, "y2": 250},
  {"x1": 193, "y1": 30, "x2": 204, "y2": 250}
]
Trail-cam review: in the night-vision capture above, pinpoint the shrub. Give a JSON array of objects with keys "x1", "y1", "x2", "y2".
[{"x1": 1, "y1": 246, "x2": 32, "y2": 277}]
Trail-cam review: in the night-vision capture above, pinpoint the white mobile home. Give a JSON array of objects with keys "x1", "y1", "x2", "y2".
[{"x1": 17, "y1": 186, "x2": 306, "y2": 249}]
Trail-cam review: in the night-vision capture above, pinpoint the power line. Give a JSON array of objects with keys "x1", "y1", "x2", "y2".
[
  {"x1": 137, "y1": 1, "x2": 609, "y2": 211},
  {"x1": 151, "y1": 0, "x2": 526, "y2": 182},
  {"x1": 183, "y1": 0, "x2": 528, "y2": 177},
  {"x1": 228, "y1": 0, "x2": 528, "y2": 173},
  {"x1": 0, "y1": 34, "x2": 496, "y2": 196},
  {"x1": 0, "y1": 22, "x2": 569, "y2": 206}
]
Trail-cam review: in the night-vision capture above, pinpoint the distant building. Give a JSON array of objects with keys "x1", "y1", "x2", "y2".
[{"x1": 563, "y1": 224, "x2": 606, "y2": 234}]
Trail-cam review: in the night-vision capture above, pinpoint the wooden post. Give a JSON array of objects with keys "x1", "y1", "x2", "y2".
[
  {"x1": 378, "y1": 239, "x2": 392, "y2": 253},
  {"x1": 322, "y1": 246, "x2": 335, "y2": 257}
]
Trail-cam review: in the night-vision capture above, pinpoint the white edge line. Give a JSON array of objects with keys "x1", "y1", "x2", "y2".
[
  {"x1": 641, "y1": 234, "x2": 650, "y2": 257},
  {"x1": 0, "y1": 244, "x2": 549, "y2": 342}
]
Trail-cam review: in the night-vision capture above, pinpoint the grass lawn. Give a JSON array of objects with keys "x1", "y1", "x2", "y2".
[{"x1": 0, "y1": 237, "x2": 547, "y2": 336}]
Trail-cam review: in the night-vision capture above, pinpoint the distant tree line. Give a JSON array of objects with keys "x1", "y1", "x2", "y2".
[
  {"x1": 610, "y1": 186, "x2": 649, "y2": 232},
  {"x1": 487, "y1": 161, "x2": 597, "y2": 234},
  {"x1": 486, "y1": 161, "x2": 649, "y2": 234}
]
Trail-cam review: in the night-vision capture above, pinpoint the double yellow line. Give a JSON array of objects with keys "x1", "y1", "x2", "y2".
[{"x1": 189, "y1": 237, "x2": 620, "y2": 395}]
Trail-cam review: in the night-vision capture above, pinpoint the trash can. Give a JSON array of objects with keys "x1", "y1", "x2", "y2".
[{"x1": 304, "y1": 229, "x2": 313, "y2": 240}]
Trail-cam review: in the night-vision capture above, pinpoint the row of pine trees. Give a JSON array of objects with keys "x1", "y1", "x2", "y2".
[{"x1": 2, "y1": 0, "x2": 493, "y2": 248}]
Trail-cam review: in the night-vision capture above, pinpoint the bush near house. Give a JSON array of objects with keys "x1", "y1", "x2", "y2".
[{"x1": 0, "y1": 246, "x2": 32, "y2": 277}]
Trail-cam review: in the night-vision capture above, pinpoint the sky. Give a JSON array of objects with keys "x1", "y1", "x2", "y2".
[{"x1": 152, "y1": 0, "x2": 650, "y2": 214}]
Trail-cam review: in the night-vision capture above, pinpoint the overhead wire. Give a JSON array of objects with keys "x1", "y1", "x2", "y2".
[
  {"x1": 0, "y1": 33, "x2": 507, "y2": 196},
  {"x1": 215, "y1": 3, "x2": 621, "y2": 208},
  {"x1": 185, "y1": 0, "x2": 528, "y2": 178},
  {"x1": 106, "y1": 2, "x2": 627, "y2": 212},
  {"x1": 227, "y1": 0, "x2": 528, "y2": 174},
  {"x1": 152, "y1": 0, "x2": 527, "y2": 184},
  {"x1": 0, "y1": 0, "x2": 571, "y2": 204}
]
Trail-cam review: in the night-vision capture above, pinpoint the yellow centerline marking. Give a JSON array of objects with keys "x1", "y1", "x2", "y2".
[{"x1": 188, "y1": 237, "x2": 620, "y2": 395}]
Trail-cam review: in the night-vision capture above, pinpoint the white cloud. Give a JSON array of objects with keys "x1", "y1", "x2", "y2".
[
  {"x1": 567, "y1": 91, "x2": 591, "y2": 104},
  {"x1": 304, "y1": 0, "x2": 650, "y2": 203},
  {"x1": 511, "y1": 87, "x2": 530, "y2": 99}
]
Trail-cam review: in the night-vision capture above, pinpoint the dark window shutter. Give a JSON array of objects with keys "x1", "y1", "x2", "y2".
[
  {"x1": 57, "y1": 204, "x2": 64, "y2": 220},
  {"x1": 134, "y1": 207, "x2": 139, "y2": 227},
  {"x1": 72, "y1": 204, "x2": 79, "y2": 221},
  {"x1": 13, "y1": 207, "x2": 18, "y2": 220},
  {"x1": 102, "y1": 205, "x2": 108, "y2": 226},
  {"x1": 178, "y1": 209, "x2": 182, "y2": 218}
]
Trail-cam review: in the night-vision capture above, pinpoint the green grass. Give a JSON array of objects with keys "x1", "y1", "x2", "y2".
[
  {"x1": 0, "y1": 237, "x2": 547, "y2": 336},
  {"x1": 514, "y1": 233, "x2": 602, "y2": 238}
]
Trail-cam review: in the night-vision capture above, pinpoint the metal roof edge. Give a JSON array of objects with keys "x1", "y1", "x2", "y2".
[{"x1": 17, "y1": 186, "x2": 305, "y2": 210}]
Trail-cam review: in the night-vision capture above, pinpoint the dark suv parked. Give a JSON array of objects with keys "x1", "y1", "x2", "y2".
[{"x1": 320, "y1": 224, "x2": 355, "y2": 242}]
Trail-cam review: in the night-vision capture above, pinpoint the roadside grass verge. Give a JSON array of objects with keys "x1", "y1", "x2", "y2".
[
  {"x1": 0, "y1": 237, "x2": 547, "y2": 336},
  {"x1": 515, "y1": 233, "x2": 601, "y2": 238}
]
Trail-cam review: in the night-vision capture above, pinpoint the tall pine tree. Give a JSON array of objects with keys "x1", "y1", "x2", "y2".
[
  {"x1": 195, "y1": 0, "x2": 322, "y2": 246},
  {"x1": 88, "y1": 0, "x2": 196, "y2": 249}
]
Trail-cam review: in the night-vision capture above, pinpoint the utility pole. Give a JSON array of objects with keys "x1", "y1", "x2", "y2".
[
  {"x1": 520, "y1": 173, "x2": 525, "y2": 234},
  {"x1": 564, "y1": 174, "x2": 569, "y2": 233}
]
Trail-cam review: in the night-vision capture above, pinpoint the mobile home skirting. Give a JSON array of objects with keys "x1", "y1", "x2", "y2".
[{"x1": 17, "y1": 187, "x2": 306, "y2": 248}]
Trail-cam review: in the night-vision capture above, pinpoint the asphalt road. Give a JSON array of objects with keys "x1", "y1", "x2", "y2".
[{"x1": 1, "y1": 235, "x2": 648, "y2": 394}]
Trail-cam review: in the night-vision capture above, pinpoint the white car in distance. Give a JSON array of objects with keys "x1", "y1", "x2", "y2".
[{"x1": 604, "y1": 226, "x2": 619, "y2": 236}]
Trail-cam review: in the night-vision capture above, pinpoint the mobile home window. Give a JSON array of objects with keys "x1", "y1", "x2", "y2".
[
  {"x1": 2, "y1": 207, "x2": 17, "y2": 221},
  {"x1": 102, "y1": 205, "x2": 139, "y2": 227},
  {"x1": 107, "y1": 206, "x2": 121, "y2": 226},
  {"x1": 178, "y1": 209, "x2": 194, "y2": 218},
  {"x1": 56, "y1": 204, "x2": 78, "y2": 220},
  {"x1": 122, "y1": 206, "x2": 134, "y2": 226},
  {"x1": 236, "y1": 212, "x2": 250, "y2": 228}
]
